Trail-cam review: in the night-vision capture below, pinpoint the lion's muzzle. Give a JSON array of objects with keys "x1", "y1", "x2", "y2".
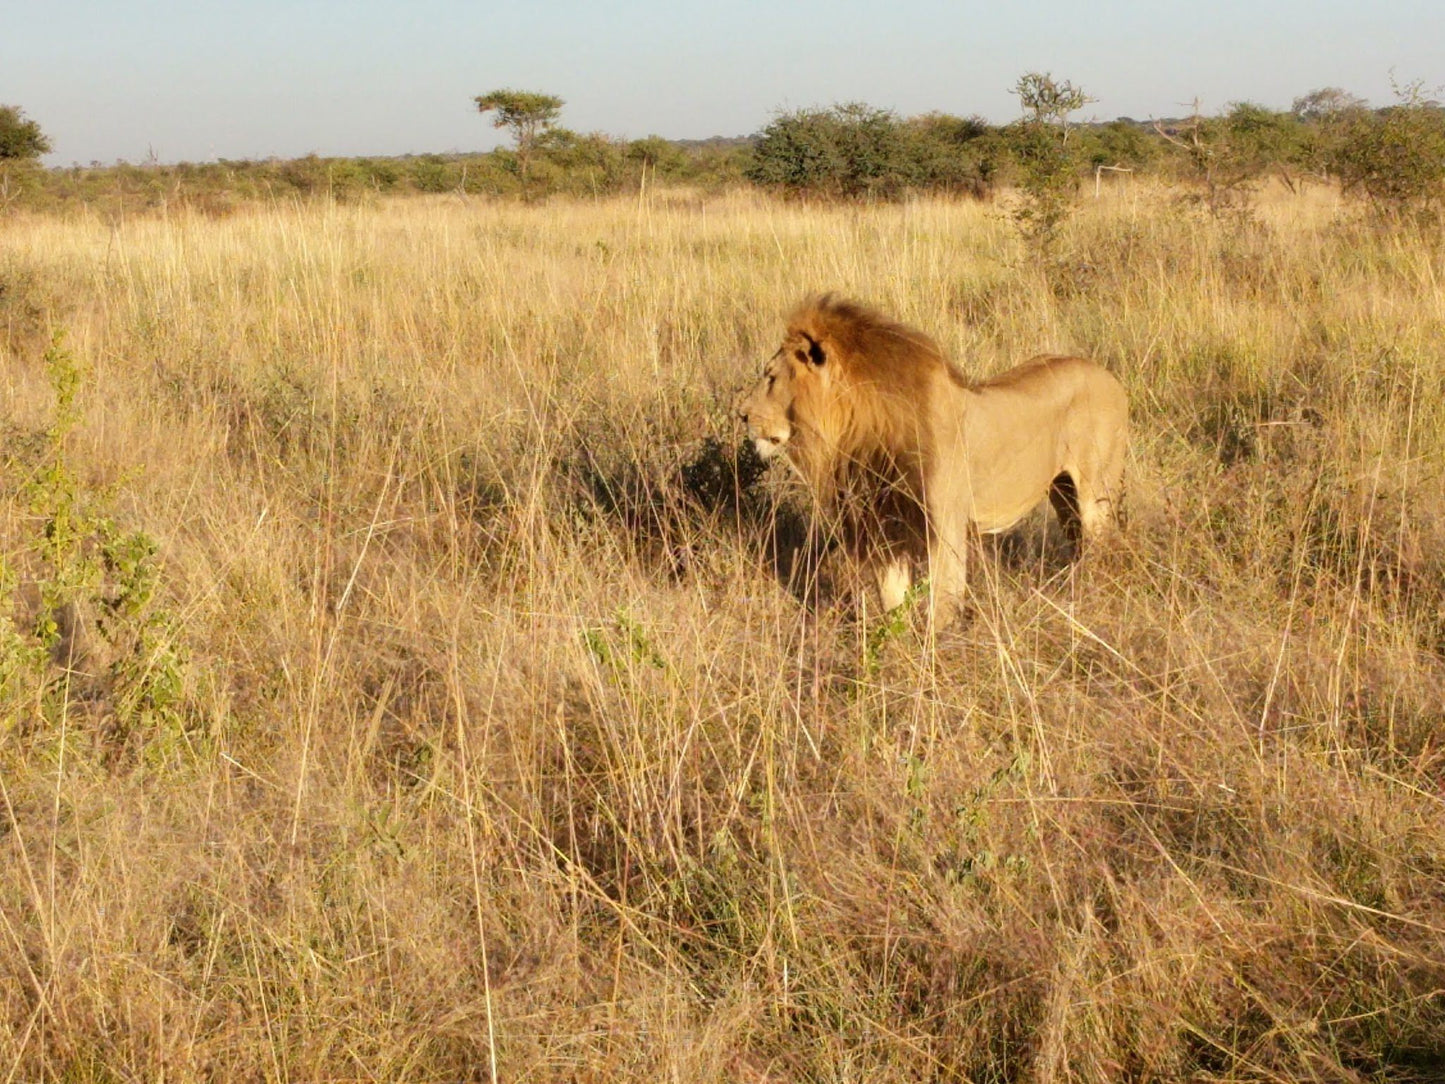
[
  {"x1": 750, "y1": 435, "x2": 785, "y2": 460},
  {"x1": 736, "y1": 390, "x2": 790, "y2": 461}
]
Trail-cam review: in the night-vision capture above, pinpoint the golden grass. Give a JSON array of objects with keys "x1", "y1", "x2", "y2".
[{"x1": 1, "y1": 183, "x2": 1444, "y2": 1081}]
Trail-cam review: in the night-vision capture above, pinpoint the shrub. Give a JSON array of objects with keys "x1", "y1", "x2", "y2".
[
  {"x1": 409, "y1": 154, "x2": 454, "y2": 193},
  {"x1": 1078, "y1": 119, "x2": 1161, "y2": 174},
  {"x1": 1155, "y1": 102, "x2": 1305, "y2": 215},
  {"x1": 537, "y1": 130, "x2": 628, "y2": 195},
  {"x1": 747, "y1": 103, "x2": 915, "y2": 199},
  {"x1": 1330, "y1": 80, "x2": 1445, "y2": 219},
  {"x1": 1006, "y1": 73, "x2": 1091, "y2": 249},
  {"x1": 626, "y1": 136, "x2": 688, "y2": 177},
  {"x1": 2, "y1": 334, "x2": 193, "y2": 761},
  {"x1": 903, "y1": 112, "x2": 998, "y2": 197}
]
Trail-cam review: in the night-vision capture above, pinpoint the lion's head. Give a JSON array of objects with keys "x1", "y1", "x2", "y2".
[
  {"x1": 734, "y1": 321, "x2": 825, "y2": 463},
  {"x1": 736, "y1": 295, "x2": 952, "y2": 483}
]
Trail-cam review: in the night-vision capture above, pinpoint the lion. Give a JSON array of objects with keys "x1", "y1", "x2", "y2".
[{"x1": 736, "y1": 295, "x2": 1128, "y2": 614}]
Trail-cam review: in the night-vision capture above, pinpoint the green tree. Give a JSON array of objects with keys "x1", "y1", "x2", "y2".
[
  {"x1": 535, "y1": 129, "x2": 628, "y2": 195},
  {"x1": 626, "y1": 135, "x2": 687, "y2": 175},
  {"x1": 1290, "y1": 87, "x2": 1368, "y2": 180},
  {"x1": 1153, "y1": 101, "x2": 1301, "y2": 214},
  {"x1": 1077, "y1": 119, "x2": 1160, "y2": 176},
  {"x1": 1291, "y1": 87, "x2": 1367, "y2": 124},
  {"x1": 904, "y1": 112, "x2": 997, "y2": 196},
  {"x1": 1015, "y1": 72, "x2": 1090, "y2": 128},
  {"x1": 747, "y1": 103, "x2": 913, "y2": 199},
  {"x1": 0, "y1": 105, "x2": 51, "y2": 160},
  {"x1": 1330, "y1": 80, "x2": 1445, "y2": 219},
  {"x1": 1219, "y1": 102, "x2": 1307, "y2": 190},
  {"x1": 1006, "y1": 72, "x2": 1092, "y2": 249},
  {"x1": 473, "y1": 89, "x2": 564, "y2": 179}
]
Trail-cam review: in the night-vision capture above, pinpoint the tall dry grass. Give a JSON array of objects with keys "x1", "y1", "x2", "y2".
[{"x1": 1, "y1": 183, "x2": 1443, "y2": 1081}]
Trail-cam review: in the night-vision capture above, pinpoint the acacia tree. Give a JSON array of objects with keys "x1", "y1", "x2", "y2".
[
  {"x1": 473, "y1": 89, "x2": 563, "y2": 179},
  {"x1": 1007, "y1": 72, "x2": 1092, "y2": 249},
  {"x1": 1291, "y1": 87, "x2": 1367, "y2": 124},
  {"x1": 0, "y1": 105, "x2": 51, "y2": 161},
  {"x1": 0, "y1": 105, "x2": 50, "y2": 210}
]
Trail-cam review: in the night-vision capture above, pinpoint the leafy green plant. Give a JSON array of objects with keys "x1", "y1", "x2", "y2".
[
  {"x1": 1156, "y1": 102, "x2": 1308, "y2": 215},
  {"x1": 474, "y1": 88, "x2": 565, "y2": 184},
  {"x1": 582, "y1": 607, "x2": 670, "y2": 677},
  {"x1": 2, "y1": 332, "x2": 195, "y2": 760},
  {"x1": 861, "y1": 575, "x2": 929, "y2": 681},
  {"x1": 0, "y1": 104, "x2": 50, "y2": 161},
  {"x1": 902, "y1": 112, "x2": 999, "y2": 197}
]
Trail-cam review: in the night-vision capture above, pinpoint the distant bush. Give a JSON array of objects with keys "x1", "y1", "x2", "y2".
[
  {"x1": 1330, "y1": 81, "x2": 1445, "y2": 219},
  {"x1": 14, "y1": 81, "x2": 1445, "y2": 217},
  {"x1": 626, "y1": 135, "x2": 688, "y2": 176},
  {"x1": 903, "y1": 112, "x2": 1000, "y2": 197},
  {"x1": 534, "y1": 130, "x2": 629, "y2": 195},
  {"x1": 1220, "y1": 103, "x2": 1309, "y2": 189},
  {"x1": 746, "y1": 103, "x2": 917, "y2": 199},
  {"x1": 746, "y1": 104, "x2": 1008, "y2": 200},
  {"x1": 1155, "y1": 102, "x2": 1308, "y2": 214},
  {"x1": 1077, "y1": 120, "x2": 1161, "y2": 174}
]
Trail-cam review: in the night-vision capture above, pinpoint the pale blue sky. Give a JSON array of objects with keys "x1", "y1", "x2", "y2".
[{"x1": 7, "y1": 0, "x2": 1442, "y2": 165}]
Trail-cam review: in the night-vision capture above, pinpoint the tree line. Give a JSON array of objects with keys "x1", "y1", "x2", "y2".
[{"x1": 3, "y1": 76, "x2": 1442, "y2": 219}]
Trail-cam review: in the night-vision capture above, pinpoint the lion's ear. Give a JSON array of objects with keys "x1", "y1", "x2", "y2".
[{"x1": 799, "y1": 331, "x2": 827, "y2": 368}]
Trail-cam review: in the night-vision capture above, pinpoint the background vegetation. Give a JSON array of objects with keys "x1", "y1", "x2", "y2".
[
  {"x1": 5, "y1": 78, "x2": 1443, "y2": 221},
  {"x1": 2, "y1": 171, "x2": 1443, "y2": 1080}
]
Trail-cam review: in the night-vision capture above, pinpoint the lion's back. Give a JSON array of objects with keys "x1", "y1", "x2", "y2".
[{"x1": 975, "y1": 354, "x2": 1126, "y2": 430}]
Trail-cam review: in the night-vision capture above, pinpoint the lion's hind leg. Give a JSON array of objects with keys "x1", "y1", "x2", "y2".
[
  {"x1": 1073, "y1": 468, "x2": 1124, "y2": 544},
  {"x1": 1071, "y1": 414, "x2": 1128, "y2": 545},
  {"x1": 1048, "y1": 472, "x2": 1084, "y2": 550}
]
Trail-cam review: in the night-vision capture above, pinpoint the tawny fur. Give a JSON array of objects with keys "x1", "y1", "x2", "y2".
[{"x1": 737, "y1": 294, "x2": 1129, "y2": 614}]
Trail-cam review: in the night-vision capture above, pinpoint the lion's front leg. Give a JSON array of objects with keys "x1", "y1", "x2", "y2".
[
  {"x1": 875, "y1": 557, "x2": 912, "y2": 612},
  {"x1": 925, "y1": 530, "x2": 969, "y2": 625}
]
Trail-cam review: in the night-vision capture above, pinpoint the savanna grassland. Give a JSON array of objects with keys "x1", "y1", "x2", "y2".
[{"x1": 1, "y1": 184, "x2": 1444, "y2": 1082}]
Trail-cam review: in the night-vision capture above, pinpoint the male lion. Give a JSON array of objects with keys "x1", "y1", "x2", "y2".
[{"x1": 736, "y1": 295, "x2": 1127, "y2": 614}]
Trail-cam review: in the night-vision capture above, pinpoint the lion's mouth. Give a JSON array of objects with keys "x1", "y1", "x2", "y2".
[{"x1": 752, "y1": 435, "x2": 787, "y2": 460}]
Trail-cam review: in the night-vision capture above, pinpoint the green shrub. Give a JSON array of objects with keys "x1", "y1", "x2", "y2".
[
  {"x1": 626, "y1": 135, "x2": 688, "y2": 177},
  {"x1": 1155, "y1": 102, "x2": 1306, "y2": 214},
  {"x1": 409, "y1": 154, "x2": 454, "y2": 193},
  {"x1": 0, "y1": 104, "x2": 50, "y2": 161},
  {"x1": 747, "y1": 103, "x2": 915, "y2": 199},
  {"x1": 1330, "y1": 81, "x2": 1445, "y2": 219},
  {"x1": 903, "y1": 112, "x2": 998, "y2": 197},
  {"x1": 1, "y1": 333, "x2": 195, "y2": 762},
  {"x1": 1077, "y1": 119, "x2": 1161, "y2": 174},
  {"x1": 1006, "y1": 73, "x2": 1090, "y2": 249}
]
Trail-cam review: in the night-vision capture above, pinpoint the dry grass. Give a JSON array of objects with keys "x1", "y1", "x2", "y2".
[{"x1": 2, "y1": 183, "x2": 1444, "y2": 1081}]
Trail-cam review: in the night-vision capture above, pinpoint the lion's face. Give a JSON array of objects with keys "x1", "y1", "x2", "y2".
[{"x1": 736, "y1": 332, "x2": 829, "y2": 461}]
